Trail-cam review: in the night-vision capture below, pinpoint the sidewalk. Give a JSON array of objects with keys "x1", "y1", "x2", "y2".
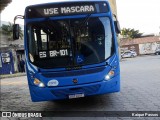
[{"x1": 0, "y1": 73, "x2": 26, "y2": 79}]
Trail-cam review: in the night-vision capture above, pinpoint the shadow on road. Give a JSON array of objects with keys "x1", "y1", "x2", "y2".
[{"x1": 43, "y1": 94, "x2": 112, "y2": 111}]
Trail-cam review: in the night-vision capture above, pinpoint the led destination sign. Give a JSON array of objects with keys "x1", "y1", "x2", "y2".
[
  {"x1": 26, "y1": 2, "x2": 109, "y2": 18},
  {"x1": 39, "y1": 49, "x2": 69, "y2": 59},
  {"x1": 44, "y1": 5, "x2": 95, "y2": 15}
]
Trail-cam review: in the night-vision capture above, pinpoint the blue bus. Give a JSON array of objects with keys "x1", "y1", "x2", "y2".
[{"x1": 13, "y1": 0, "x2": 121, "y2": 102}]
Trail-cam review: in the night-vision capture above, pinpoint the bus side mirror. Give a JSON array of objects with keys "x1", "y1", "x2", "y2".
[
  {"x1": 114, "y1": 21, "x2": 121, "y2": 34},
  {"x1": 13, "y1": 24, "x2": 20, "y2": 40}
]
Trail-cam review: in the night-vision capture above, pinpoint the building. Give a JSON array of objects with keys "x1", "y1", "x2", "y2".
[
  {"x1": 0, "y1": 0, "x2": 14, "y2": 74},
  {"x1": 0, "y1": 0, "x2": 25, "y2": 74},
  {"x1": 120, "y1": 36, "x2": 160, "y2": 55},
  {"x1": 0, "y1": 31, "x2": 24, "y2": 74}
]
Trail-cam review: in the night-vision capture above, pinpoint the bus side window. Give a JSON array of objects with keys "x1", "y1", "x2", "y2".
[{"x1": 28, "y1": 28, "x2": 38, "y2": 56}]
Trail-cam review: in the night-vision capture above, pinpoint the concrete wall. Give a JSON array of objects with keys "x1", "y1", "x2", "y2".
[
  {"x1": 139, "y1": 42, "x2": 160, "y2": 55},
  {"x1": 121, "y1": 42, "x2": 160, "y2": 55}
]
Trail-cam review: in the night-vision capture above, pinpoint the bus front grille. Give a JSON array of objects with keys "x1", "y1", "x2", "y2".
[
  {"x1": 51, "y1": 84, "x2": 101, "y2": 98},
  {"x1": 42, "y1": 67, "x2": 105, "y2": 78}
]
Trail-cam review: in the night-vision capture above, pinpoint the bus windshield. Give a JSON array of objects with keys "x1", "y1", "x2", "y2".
[{"x1": 27, "y1": 17, "x2": 113, "y2": 69}]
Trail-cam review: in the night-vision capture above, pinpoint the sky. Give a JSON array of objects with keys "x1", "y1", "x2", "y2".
[
  {"x1": 116, "y1": 0, "x2": 160, "y2": 35},
  {"x1": 1, "y1": 0, "x2": 160, "y2": 35}
]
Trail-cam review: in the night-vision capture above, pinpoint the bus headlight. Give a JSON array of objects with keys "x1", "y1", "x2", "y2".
[
  {"x1": 105, "y1": 70, "x2": 115, "y2": 81},
  {"x1": 34, "y1": 78, "x2": 45, "y2": 87}
]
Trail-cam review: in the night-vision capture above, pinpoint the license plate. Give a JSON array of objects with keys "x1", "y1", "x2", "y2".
[{"x1": 69, "y1": 93, "x2": 85, "y2": 99}]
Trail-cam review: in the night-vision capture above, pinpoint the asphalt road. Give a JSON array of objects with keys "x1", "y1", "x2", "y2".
[{"x1": 1, "y1": 55, "x2": 160, "y2": 120}]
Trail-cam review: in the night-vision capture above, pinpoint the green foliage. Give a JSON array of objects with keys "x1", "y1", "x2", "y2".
[
  {"x1": 121, "y1": 28, "x2": 143, "y2": 39},
  {"x1": 1, "y1": 22, "x2": 23, "y2": 40}
]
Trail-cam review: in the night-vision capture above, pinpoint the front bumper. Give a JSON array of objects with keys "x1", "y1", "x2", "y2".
[{"x1": 29, "y1": 75, "x2": 120, "y2": 102}]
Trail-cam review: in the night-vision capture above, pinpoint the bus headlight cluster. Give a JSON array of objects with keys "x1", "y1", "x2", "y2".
[
  {"x1": 34, "y1": 78, "x2": 45, "y2": 87},
  {"x1": 105, "y1": 70, "x2": 115, "y2": 81}
]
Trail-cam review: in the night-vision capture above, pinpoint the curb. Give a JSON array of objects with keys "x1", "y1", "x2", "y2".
[{"x1": 0, "y1": 73, "x2": 26, "y2": 79}]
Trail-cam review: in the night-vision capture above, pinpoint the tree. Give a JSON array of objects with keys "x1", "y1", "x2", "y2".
[
  {"x1": 121, "y1": 28, "x2": 143, "y2": 39},
  {"x1": 1, "y1": 22, "x2": 23, "y2": 40}
]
